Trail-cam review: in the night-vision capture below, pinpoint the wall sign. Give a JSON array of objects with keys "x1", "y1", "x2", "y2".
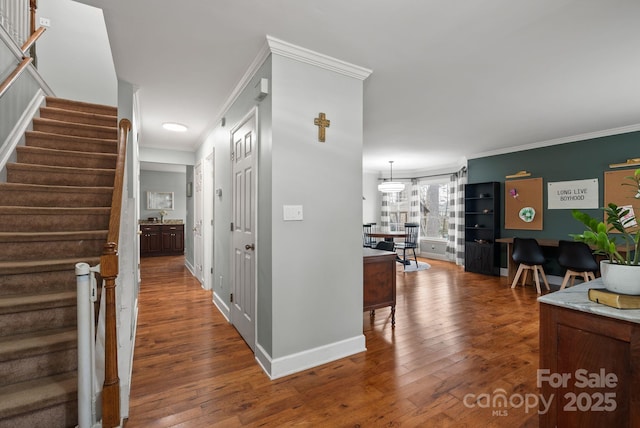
[{"x1": 547, "y1": 179, "x2": 598, "y2": 209}]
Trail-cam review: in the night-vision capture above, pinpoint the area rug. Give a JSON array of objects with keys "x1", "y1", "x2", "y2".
[{"x1": 401, "y1": 261, "x2": 431, "y2": 272}]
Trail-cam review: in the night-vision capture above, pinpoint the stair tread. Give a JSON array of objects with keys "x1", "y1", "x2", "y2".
[
  {"x1": 0, "y1": 257, "x2": 102, "y2": 275},
  {"x1": 0, "y1": 372, "x2": 77, "y2": 418},
  {"x1": 26, "y1": 130, "x2": 117, "y2": 145},
  {"x1": 0, "y1": 230, "x2": 108, "y2": 242},
  {"x1": 17, "y1": 145, "x2": 118, "y2": 159},
  {"x1": 33, "y1": 117, "x2": 117, "y2": 132},
  {"x1": 46, "y1": 96, "x2": 117, "y2": 116},
  {"x1": 0, "y1": 183, "x2": 113, "y2": 193},
  {"x1": 0, "y1": 327, "x2": 76, "y2": 362},
  {"x1": 41, "y1": 106, "x2": 117, "y2": 120},
  {"x1": 7, "y1": 162, "x2": 115, "y2": 174},
  {"x1": 0, "y1": 206, "x2": 110, "y2": 213},
  {"x1": 0, "y1": 290, "x2": 76, "y2": 314}
]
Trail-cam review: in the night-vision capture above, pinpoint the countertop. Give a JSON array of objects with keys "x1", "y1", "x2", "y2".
[
  {"x1": 538, "y1": 278, "x2": 640, "y2": 324},
  {"x1": 139, "y1": 220, "x2": 184, "y2": 225}
]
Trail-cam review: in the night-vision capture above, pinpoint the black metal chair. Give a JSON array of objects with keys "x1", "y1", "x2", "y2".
[
  {"x1": 510, "y1": 237, "x2": 550, "y2": 294},
  {"x1": 395, "y1": 223, "x2": 419, "y2": 269},
  {"x1": 558, "y1": 240, "x2": 598, "y2": 290},
  {"x1": 363, "y1": 223, "x2": 377, "y2": 248},
  {"x1": 374, "y1": 241, "x2": 395, "y2": 251}
]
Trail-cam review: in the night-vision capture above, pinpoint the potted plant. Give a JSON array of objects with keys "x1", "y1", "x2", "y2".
[{"x1": 570, "y1": 169, "x2": 640, "y2": 294}]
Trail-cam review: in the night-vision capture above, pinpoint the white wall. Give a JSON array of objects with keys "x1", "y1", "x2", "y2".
[
  {"x1": 37, "y1": 0, "x2": 116, "y2": 105},
  {"x1": 363, "y1": 171, "x2": 380, "y2": 224}
]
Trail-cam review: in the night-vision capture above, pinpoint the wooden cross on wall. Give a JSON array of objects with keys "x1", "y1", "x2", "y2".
[{"x1": 314, "y1": 112, "x2": 330, "y2": 142}]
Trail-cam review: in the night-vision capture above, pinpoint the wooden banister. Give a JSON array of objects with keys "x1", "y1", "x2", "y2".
[
  {"x1": 101, "y1": 118, "x2": 131, "y2": 428},
  {"x1": 21, "y1": 26, "x2": 46, "y2": 54},
  {"x1": 0, "y1": 57, "x2": 33, "y2": 99}
]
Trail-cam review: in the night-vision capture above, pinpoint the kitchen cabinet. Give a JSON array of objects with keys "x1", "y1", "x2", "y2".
[{"x1": 140, "y1": 223, "x2": 184, "y2": 256}]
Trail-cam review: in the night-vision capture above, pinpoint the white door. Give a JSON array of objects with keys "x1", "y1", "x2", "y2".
[
  {"x1": 194, "y1": 162, "x2": 204, "y2": 284},
  {"x1": 230, "y1": 108, "x2": 257, "y2": 351}
]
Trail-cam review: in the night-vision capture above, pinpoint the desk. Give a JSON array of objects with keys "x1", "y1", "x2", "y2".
[
  {"x1": 496, "y1": 238, "x2": 559, "y2": 283},
  {"x1": 363, "y1": 248, "x2": 396, "y2": 327}
]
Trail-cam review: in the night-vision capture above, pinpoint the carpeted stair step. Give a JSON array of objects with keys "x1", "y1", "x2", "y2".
[
  {"x1": 0, "y1": 207, "x2": 109, "y2": 232},
  {"x1": 6, "y1": 163, "x2": 115, "y2": 187},
  {"x1": 0, "y1": 372, "x2": 77, "y2": 425},
  {"x1": 46, "y1": 96, "x2": 117, "y2": 117},
  {"x1": 39, "y1": 106, "x2": 117, "y2": 128},
  {"x1": 0, "y1": 292, "x2": 76, "y2": 337},
  {"x1": 0, "y1": 183, "x2": 113, "y2": 207},
  {"x1": 0, "y1": 231, "x2": 108, "y2": 261},
  {"x1": 0, "y1": 257, "x2": 100, "y2": 297},
  {"x1": 16, "y1": 146, "x2": 117, "y2": 170},
  {"x1": 33, "y1": 117, "x2": 117, "y2": 140},
  {"x1": 0, "y1": 327, "x2": 77, "y2": 386},
  {"x1": 26, "y1": 131, "x2": 117, "y2": 154}
]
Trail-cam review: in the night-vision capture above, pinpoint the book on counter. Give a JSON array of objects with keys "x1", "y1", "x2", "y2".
[{"x1": 588, "y1": 288, "x2": 640, "y2": 309}]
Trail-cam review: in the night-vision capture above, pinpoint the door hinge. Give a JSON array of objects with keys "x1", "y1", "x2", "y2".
[
  {"x1": 230, "y1": 293, "x2": 233, "y2": 303},
  {"x1": 230, "y1": 222, "x2": 234, "y2": 231},
  {"x1": 231, "y1": 151, "x2": 235, "y2": 161}
]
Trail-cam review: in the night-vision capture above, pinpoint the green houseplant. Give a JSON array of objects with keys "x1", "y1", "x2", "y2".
[{"x1": 570, "y1": 168, "x2": 640, "y2": 294}]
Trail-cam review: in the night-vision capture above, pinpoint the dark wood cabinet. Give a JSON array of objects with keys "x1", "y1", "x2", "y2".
[
  {"x1": 464, "y1": 182, "x2": 500, "y2": 275},
  {"x1": 363, "y1": 248, "x2": 397, "y2": 326},
  {"x1": 140, "y1": 223, "x2": 184, "y2": 257},
  {"x1": 539, "y1": 301, "x2": 640, "y2": 427}
]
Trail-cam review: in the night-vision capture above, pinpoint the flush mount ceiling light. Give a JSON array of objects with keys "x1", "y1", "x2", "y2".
[
  {"x1": 378, "y1": 161, "x2": 405, "y2": 193},
  {"x1": 162, "y1": 122, "x2": 188, "y2": 132}
]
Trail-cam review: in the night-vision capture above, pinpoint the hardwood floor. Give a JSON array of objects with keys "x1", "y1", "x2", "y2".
[{"x1": 125, "y1": 256, "x2": 544, "y2": 427}]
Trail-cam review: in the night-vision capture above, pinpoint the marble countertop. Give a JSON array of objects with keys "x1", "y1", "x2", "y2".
[
  {"x1": 538, "y1": 278, "x2": 640, "y2": 324},
  {"x1": 139, "y1": 219, "x2": 183, "y2": 225}
]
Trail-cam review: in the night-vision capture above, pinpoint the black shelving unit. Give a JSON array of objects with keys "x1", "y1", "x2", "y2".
[{"x1": 464, "y1": 182, "x2": 500, "y2": 275}]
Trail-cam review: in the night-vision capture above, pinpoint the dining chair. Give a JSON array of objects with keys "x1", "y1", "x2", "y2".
[
  {"x1": 510, "y1": 237, "x2": 550, "y2": 294},
  {"x1": 362, "y1": 223, "x2": 377, "y2": 248},
  {"x1": 558, "y1": 240, "x2": 598, "y2": 290},
  {"x1": 395, "y1": 223, "x2": 419, "y2": 269},
  {"x1": 374, "y1": 241, "x2": 395, "y2": 251}
]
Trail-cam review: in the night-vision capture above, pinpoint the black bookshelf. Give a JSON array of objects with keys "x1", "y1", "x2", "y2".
[{"x1": 464, "y1": 182, "x2": 500, "y2": 275}]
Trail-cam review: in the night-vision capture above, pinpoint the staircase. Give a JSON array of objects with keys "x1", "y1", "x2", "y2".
[{"x1": 0, "y1": 97, "x2": 117, "y2": 428}]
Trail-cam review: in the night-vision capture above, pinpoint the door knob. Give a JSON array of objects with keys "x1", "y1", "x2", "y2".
[{"x1": 245, "y1": 244, "x2": 255, "y2": 250}]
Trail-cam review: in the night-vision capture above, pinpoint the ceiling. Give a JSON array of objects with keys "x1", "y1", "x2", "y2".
[{"x1": 77, "y1": 0, "x2": 640, "y2": 174}]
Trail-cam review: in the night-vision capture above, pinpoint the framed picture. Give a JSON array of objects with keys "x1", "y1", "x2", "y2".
[{"x1": 147, "y1": 191, "x2": 174, "y2": 210}]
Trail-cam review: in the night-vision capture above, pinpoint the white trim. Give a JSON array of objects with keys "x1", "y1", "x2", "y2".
[
  {"x1": 255, "y1": 334, "x2": 366, "y2": 380},
  {"x1": 0, "y1": 89, "x2": 44, "y2": 172},
  {"x1": 469, "y1": 124, "x2": 640, "y2": 160},
  {"x1": 266, "y1": 35, "x2": 372, "y2": 81},
  {"x1": 212, "y1": 290, "x2": 230, "y2": 322}
]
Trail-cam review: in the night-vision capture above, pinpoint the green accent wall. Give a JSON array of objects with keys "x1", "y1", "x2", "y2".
[{"x1": 468, "y1": 130, "x2": 639, "y2": 272}]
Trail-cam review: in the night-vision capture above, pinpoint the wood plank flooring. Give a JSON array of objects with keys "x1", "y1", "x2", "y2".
[{"x1": 125, "y1": 256, "x2": 545, "y2": 427}]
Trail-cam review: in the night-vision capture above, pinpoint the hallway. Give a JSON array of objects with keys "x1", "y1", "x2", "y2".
[{"x1": 125, "y1": 255, "x2": 540, "y2": 427}]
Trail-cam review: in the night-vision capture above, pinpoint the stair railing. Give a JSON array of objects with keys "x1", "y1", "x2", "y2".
[
  {"x1": 75, "y1": 118, "x2": 131, "y2": 428},
  {"x1": 102, "y1": 118, "x2": 131, "y2": 428}
]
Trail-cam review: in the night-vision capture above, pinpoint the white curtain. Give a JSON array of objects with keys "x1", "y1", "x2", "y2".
[
  {"x1": 409, "y1": 179, "x2": 420, "y2": 226},
  {"x1": 447, "y1": 167, "x2": 467, "y2": 265},
  {"x1": 380, "y1": 192, "x2": 390, "y2": 232}
]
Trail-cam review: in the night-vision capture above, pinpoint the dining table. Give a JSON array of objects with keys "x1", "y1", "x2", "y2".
[{"x1": 366, "y1": 231, "x2": 409, "y2": 264}]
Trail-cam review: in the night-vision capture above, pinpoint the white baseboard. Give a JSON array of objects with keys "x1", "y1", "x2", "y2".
[
  {"x1": 255, "y1": 334, "x2": 366, "y2": 380},
  {"x1": 499, "y1": 268, "x2": 568, "y2": 287},
  {"x1": 184, "y1": 259, "x2": 196, "y2": 277},
  {"x1": 212, "y1": 290, "x2": 230, "y2": 322}
]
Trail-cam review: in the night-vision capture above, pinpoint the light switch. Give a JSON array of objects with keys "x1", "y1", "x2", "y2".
[{"x1": 283, "y1": 205, "x2": 303, "y2": 221}]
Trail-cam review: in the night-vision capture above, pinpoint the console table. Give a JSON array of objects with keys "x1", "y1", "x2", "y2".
[
  {"x1": 363, "y1": 248, "x2": 397, "y2": 327},
  {"x1": 538, "y1": 279, "x2": 640, "y2": 427}
]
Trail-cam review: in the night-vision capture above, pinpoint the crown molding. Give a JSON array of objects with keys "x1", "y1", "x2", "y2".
[
  {"x1": 266, "y1": 35, "x2": 372, "y2": 81},
  {"x1": 468, "y1": 123, "x2": 640, "y2": 160}
]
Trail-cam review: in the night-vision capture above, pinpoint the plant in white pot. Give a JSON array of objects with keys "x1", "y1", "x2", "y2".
[{"x1": 570, "y1": 169, "x2": 640, "y2": 294}]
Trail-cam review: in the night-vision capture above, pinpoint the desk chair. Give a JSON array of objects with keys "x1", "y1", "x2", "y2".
[
  {"x1": 510, "y1": 237, "x2": 550, "y2": 294},
  {"x1": 395, "y1": 223, "x2": 419, "y2": 269},
  {"x1": 363, "y1": 223, "x2": 377, "y2": 248},
  {"x1": 558, "y1": 240, "x2": 598, "y2": 290}
]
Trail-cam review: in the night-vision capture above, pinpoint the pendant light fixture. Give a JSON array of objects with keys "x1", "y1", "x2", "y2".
[{"x1": 378, "y1": 161, "x2": 405, "y2": 193}]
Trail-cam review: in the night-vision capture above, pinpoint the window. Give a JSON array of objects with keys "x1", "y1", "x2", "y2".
[
  {"x1": 387, "y1": 189, "x2": 409, "y2": 231},
  {"x1": 418, "y1": 180, "x2": 449, "y2": 239}
]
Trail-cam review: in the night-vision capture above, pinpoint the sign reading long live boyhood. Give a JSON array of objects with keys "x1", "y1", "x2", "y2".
[{"x1": 547, "y1": 179, "x2": 599, "y2": 209}]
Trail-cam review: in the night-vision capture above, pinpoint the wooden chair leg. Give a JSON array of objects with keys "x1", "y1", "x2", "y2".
[
  {"x1": 537, "y1": 265, "x2": 550, "y2": 291},
  {"x1": 511, "y1": 264, "x2": 526, "y2": 288},
  {"x1": 560, "y1": 272, "x2": 571, "y2": 290},
  {"x1": 533, "y1": 267, "x2": 542, "y2": 294}
]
